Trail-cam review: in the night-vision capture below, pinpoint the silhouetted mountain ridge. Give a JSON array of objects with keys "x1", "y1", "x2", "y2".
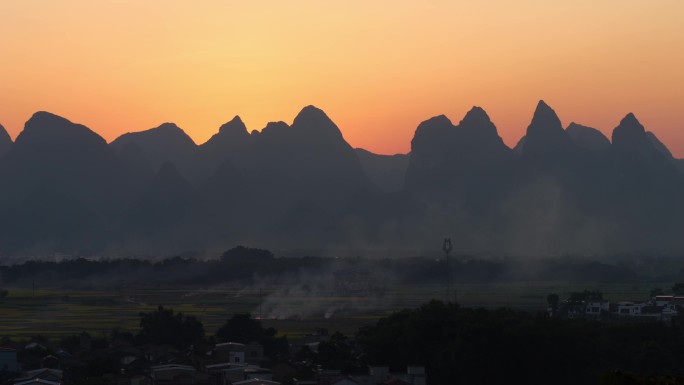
[
  {"x1": 4, "y1": 111, "x2": 135, "y2": 207},
  {"x1": 0, "y1": 123, "x2": 11, "y2": 157},
  {"x1": 522, "y1": 101, "x2": 576, "y2": 160},
  {"x1": 1, "y1": 103, "x2": 684, "y2": 257},
  {"x1": 111, "y1": 122, "x2": 197, "y2": 178},
  {"x1": 0, "y1": 112, "x2": 139, "y2": 252},
  {"x1": 644, "y1": 131, "x2": 684, "y2": 173},
  {"x1": 566, "y1": 123, "x2": 611, "y2": 152},
  {"x1": 201, "y1": 116, "x2": 250, "y2": 155},
  {"x1": 406, "y1": 107, "x2": 518, "y2": 192}
]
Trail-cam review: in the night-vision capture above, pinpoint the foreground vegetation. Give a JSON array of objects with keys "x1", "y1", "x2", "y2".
[
  {"x1": 4, "y1": 301, "x2": 684, "y2": 384},
  {"x1": 358, "y1": 301, "x2": 684, "y2": 384},
  {"x1": 4, "y1": 247, "x2": 684, "y2": 383}
]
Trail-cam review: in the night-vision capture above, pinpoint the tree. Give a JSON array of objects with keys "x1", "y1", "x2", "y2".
[
  {"x1": 547, "y1": 293, "x2": 560, "y2": 314},
  {"x1": 672, "y1": 283, "x2": 684, "y2": 295},
  {"x1": 137, "y1": 306, "x2": 204, "y2": 349},
  {"x1": 215, "y1": 313, "x2": 288, "y2": 359},
  {"x1": 317, "y1": 332, "x2": 361, "y2": 373},
  {"x1": 216, "y1": 313, "x2": 265, "y2": 343},
  {"x1": 220, "y1": 246, "x2": 274, "y2": 262},
  {"x1": 650, "y1": 288, "x2": 664, "y2": 298},
  {"x1": 569, "y1": 290, "x2": 602, "y2": 304}
]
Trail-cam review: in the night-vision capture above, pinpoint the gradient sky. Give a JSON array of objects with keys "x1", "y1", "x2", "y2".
[{"x1": 1, "y1": 1, "x2": 683, "y2": 156}]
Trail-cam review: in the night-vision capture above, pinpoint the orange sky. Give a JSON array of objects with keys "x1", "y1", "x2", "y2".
[{"x1": 1, "y1": 1, "x2": 683, "y2": 156}]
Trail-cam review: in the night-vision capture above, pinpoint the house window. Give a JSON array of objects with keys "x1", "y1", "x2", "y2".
[{"x1": 234, "y1": 357, "x2": 240, "y2": 363}]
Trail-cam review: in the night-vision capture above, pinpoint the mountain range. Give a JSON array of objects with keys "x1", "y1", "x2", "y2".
[{"x1": 1, "y1": 101, "x2": 683, "y2": 257}]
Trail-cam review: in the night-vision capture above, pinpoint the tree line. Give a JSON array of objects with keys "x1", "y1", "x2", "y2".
[{"x1": 2, "y1": 246, "x2": 673, "y2": 288}]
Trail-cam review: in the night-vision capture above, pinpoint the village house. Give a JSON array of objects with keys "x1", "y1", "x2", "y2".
[
  {"x1": 244, "y1": 367, "x2": 272, "y2": 382},
  {"x1": 13, "y1": 379, "x2": 61, "y2": 385},
  {"x1": 204, "y1": 363, "x2": 275, "y2": 385},
  {"x1": 232, "y1": 379, "x2": 280, "y2": 385},
  {"x1": 14, "y1": 368, "x2": 63, "y2": 384},
  {"x1": 205, "y1": 362, "x2": 243, "y2": 385},
  {"x1": 654, "y1": 295, "x2": 675, "y2": 307},
  {"x1": 213, "y1": 343, "x2": 246, "y2": 365},
  {"x1": 613, "y1": 301, "x2": 644, "y2": 316},
  {"x1": 584, "y1": 300, "x2": 610, "y2": 317},
  {"x1": 0, "y1": 347, "x2": 20, "y2": 373},
  {"x1": 300, "y1": 366, "x2": 426, "y2": 385},
  {"x1": 211, "y1": 342, "x2": 264, "y2": 367},
  {"x1": 327, "y1": 376, "x2": 360, "y2": 385},
  {"x1": 559, "y1": 291, "x2": 684, "y2": 321},
  {"x1": 244, "y1": 343, "x2": 264, "y2": 365},
  {"x1": 150, "y1": 364, "x2": 211, "y2": 385},
  {"x1": 112, "y1": 372, "x2": 151, "y2": 385}
]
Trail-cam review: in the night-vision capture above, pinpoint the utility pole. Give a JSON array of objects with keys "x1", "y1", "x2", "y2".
[{"x1": 442, "y1": 238, "x2": 453, "y2": 303}]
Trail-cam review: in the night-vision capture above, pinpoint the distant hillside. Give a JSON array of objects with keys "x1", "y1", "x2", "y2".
[{"x1": 354, "y1": 148, "x2": 408, "y2": 192}]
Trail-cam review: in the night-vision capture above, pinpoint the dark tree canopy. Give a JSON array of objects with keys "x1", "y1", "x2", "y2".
[
  {"x1": 571, "y1": 290, "x2": 603, "y2": 302},
  {"x1": 672, "y1": 283, "x2": 684, "y2": 295},
  {"x1": 216, "y1": 313, "x2": 267, "y2": 344},
  {"x1": 215, "y1": 313, "x2": 288, "y2": 359},
  {"x1": 356, "y1": 300, "x2": 684, "y2": 385},
  {"x1": 220, "y1": 246, "x2": 274, "y2": 262},
  {"x1": 137, "y1": 305, "x2": 204, "y2": 350},
  {"x1": 547, "y1": 293, "x2": 560, "y2": 312},
  {"x1": 317, "y1": 332, "x2": 363, "y2": 374}
]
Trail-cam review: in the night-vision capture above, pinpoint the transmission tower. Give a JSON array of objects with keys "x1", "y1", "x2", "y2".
[{"x1": 442, "y1": 238, "x2": 453, "y2": 303}]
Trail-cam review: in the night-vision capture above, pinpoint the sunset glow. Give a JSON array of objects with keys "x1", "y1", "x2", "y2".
[{"x1": 1, "y1": 1, "x2": 683, "y2": 155}]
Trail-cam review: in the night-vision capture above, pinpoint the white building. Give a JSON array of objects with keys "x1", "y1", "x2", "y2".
[
  {"x1": 615, "y1": 302, "x2": 644, "y2": 316},
  {"x1": 233, "y1": 379, "x2": 281, "y2": 385},
  {"x1": 0, "y1": 347, "x2": 20, "y2": 372},
  {"x1": 150, "y1": 364, "x2": 197, "y2": 385},
  {"x1": 214, "y1": 342, "x2": 246, "y2": 364},
  {"x1": 14, "y1": 379, "x2": 61, "y2": 385},
  {"x1": 654, "y1": 295, "x2": 674, "y2": 307},
  {"x1": 16, "y1": 369, "x2": 63, "y2": 383},
  {"x1": 585, "y1": 301, "x2": 610, "y2": 316}
]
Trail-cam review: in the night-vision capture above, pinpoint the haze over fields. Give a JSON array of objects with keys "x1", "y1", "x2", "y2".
[{"x1": 1, "y1": 101, "x2": 684, "y2": 257}]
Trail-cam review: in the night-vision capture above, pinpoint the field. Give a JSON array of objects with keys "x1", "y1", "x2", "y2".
[{"x1": 0, "y1": 280, "x2": 668, "y2": 341}]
